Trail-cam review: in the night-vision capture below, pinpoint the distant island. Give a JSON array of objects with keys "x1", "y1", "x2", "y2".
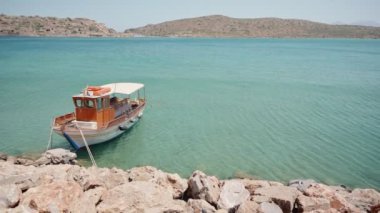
[{"x1": 1, "y1": 14, "x2": 380, "y2": 38}]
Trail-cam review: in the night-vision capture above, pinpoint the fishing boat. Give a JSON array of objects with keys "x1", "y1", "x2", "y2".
[{"x1": 52, "y1": 82, "x2": 146, "y2": 150}]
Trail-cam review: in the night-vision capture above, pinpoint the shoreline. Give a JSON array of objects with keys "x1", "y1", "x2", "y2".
[{"x1": 1, "y1": 149, "x2": 379, "y2": 212}]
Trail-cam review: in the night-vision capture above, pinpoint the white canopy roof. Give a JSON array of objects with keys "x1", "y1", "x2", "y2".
[
  {"x1": 102, "y1": 83, "x2": 144, "y2": 95},
  {"x1": 73, "y1": 82, "x2": 144, "y2": 98}
]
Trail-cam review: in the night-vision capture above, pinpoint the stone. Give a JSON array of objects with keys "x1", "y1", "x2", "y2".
[
  {"x1": 0, "y1": 152, "x2": 7, "y2": 161},
  {"x1": 187, "y1": 199, "x2": 217, "y2": 213},
  {"x1": 126, "y1": 166, "x2": 188, "y2": 198},
  {"x1": 236, "y1": 200, "x2": 260, "y2": 213},
  {"x1": 187, "y1": 170, "x2": 221, "y2": 206},
  {"x1": 240, "y1": 179, "x2": 271, "y2": 194},
  {"x1": 14, "y1": 158, "x2": 34, "y2": 166},
  {"x1": 295, "y1": 195, "x2": 330, "y2": 212},
  {"x1": 96, "y1": 181, "x2": 187, "y2": 212},
  {"x1": 252, "y1": 195, "x2": 271, "y2": 203},
  {"x1": 288, "y1": 179, "x2": 316, "y2": 192},
  {"x1": 34, "y1": 148, "x2": 77, "y2": 166},
  {"x1": 260, "y1": 202, "x2": 283, "y2": 213},
  {"x1": 0, "y1": 184, "x2": 21, "y2": 208},
  {"x1": 70, "y1": 186, "x2": 106, "y2": 213},
  {"x1": 217, "y1": 180, "x2": 250, "y2": 210},
  {"x1": 254, "y1": 186, "x2": 301, "y2": 213},
  {"x1": 19, "y1": 180, "x2": 83, "y2": 212},
  {"x1": 346, "y1": 188, "x2": 380, "y2": 211},
  {"x1": 304, "y1": 183, "x2": 360, "y2": 212}
]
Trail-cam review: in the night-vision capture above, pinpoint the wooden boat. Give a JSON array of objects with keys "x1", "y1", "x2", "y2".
[{"x1": 53, "y1": 83, "x2": 146, "y2": 150}]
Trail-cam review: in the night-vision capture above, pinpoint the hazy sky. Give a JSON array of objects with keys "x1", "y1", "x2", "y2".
[{"x1": 1, "y1": 0, "x2": 379, "y2": 31}]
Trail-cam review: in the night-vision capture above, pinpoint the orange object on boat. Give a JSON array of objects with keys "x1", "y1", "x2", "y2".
[
  {"x1": 87, "y1": 86, "x2": 102, "y2": 91},
  {"x1": 93, "y1": 87, "x2": 111, "y2": 96}
]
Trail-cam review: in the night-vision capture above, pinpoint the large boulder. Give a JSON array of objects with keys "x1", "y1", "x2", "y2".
[
  {"x1": 96, "y1": 181, "x2": 187, "y2": 212},
  {"x1": 187, "y1": 199, "x2": 217, "y2": 212},
  {"x1": 288, "y1": 179, "x2": 316, "y2": 193},
  {"x1": 254, "y1": 186, "x2": 301, "y2": 213},
  {"x1": 19, "y1": 180, "x2": 83, "y2": 212},
  {"x1": 295, "y1": 195, "x2": 330, "y2": 212},
  {"x1": 126, "y1": 166, "x2": 188, "y2": 198},
  {"x1": 217, "y1": 180, "x2": 250, "y2": 210},
  {"x1": 70, "y1": 186, "x2": 106, "y2": 212},
  {"x1": 236, "y1": 200, "x2": 261, "y2": 213},
  {"x1": 346, "y1": 188, "x2": 380, "y2": 211},
  {"x1": 34, "y1": 148, "x2": 77, "y2": 166},
  {"x1": 240, "y1": 179, "x2": 271, "y2": 194},
  {"x1": 304, "y1": 183, "x2": 360, "y2": 212},
  {"x1": 0, "y1": 184, "x2": 21, "y2": 208},
  {"x1": 187, "y1": 170, "x2": 221, "y2": 206}
]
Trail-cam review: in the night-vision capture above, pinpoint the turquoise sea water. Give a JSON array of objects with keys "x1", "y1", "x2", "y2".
[{"x1": 0, "y1": 37, "x2": 379, "y2": 189}]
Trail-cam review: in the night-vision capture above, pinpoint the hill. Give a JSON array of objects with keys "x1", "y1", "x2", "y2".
[
  {"x1": 125, "y1": 15, "x2": 380, "y2": 38},
  {"x1": 0, "y1": 14, "x2": 120, "y2": 37}
]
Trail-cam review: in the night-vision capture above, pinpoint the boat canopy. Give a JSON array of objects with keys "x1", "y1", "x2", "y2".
[
  {"x1": 73, "y1": 82, "x2": 144, "y2": 98},
  {"x1": 102, "y1": 83, "x2": 144, "y2": 95}
]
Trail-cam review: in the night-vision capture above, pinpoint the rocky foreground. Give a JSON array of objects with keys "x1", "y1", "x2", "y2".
[{"x1": 0, "y1": 149, "x2": 379, "y2": 213}]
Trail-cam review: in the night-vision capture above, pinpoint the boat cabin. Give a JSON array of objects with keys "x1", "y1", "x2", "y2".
[{"x1": 69, "y1": 83, "x2": 145, "y2": 129}]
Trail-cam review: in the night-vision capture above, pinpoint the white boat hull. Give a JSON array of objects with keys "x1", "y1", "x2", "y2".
[{"x1": 54, "y1": 111, "x2": 143, "y2": 150}]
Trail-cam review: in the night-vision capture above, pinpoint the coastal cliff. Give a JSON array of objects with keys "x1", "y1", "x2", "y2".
[
  {"x1": 0, "y1": 149, "x2": 379, "y2": 212},
  {"x1": 0, "y1": 14, "x2": 123, "y2": 37},
  {"x1": 125, "y1": 15, "x2": 380, "y2": 38}
]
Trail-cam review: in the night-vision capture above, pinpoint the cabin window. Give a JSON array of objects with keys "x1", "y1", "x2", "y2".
[
  {"x1": 97, "y1": 98, "x2": 103, "y2": 109},
  {"x1": 84, "y1": 99, "x2": 95, "y2": 108},
  {"x1": 75, "y1": 99, "x2": 83, "y2": 108},
  {"x1": 104, "y1": 97, "x2": 110, "y2": 108}
]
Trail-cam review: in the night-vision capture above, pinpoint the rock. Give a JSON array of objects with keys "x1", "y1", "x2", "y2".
[
  {"x1": 0, "y1": 152, "x2": 7, "y2": 161},
  {"x1": 187, "y1": 199, "x2": 216, "y2": 212},
  {"x1": 96, "y1": 181, "x2": 187, "y2": 212},
  {"x1": 269, "y1": 181, "x2": 284, "y2": 187},
  {"x1": 346, "y1": 188, "x2": 380, "y2": 211},
  {"x1": 260, "y1": 202, "x2": 283, "y2": 213},
  {"x1": 187, "y1": 170, "x2": 221, "y2": 206},
  {"x1": 240, "y1": 179, "x2": 271, "y2": 194},
  {"x1": 34, "y1": 148, "x2": 77, "y2": 166},
  {"x1": 254, "y1": 186, "x2": 301, "y2": 213},
  {"x1": 295, "y1": 195, "x2": 330, "y2": 212},
  {"x1": 288, "y1": 179, "x2": 316, "y2": 192},
  {"x1": 236, "y1": 200, "x2": 260, "y2": 213},
  {"x1": 19, "y1": 180, "x2": 83, "y2": 212},
  {"x1": 6, "y1": 156, "x2": 16, "y2": 164},
  {"x1": 70, "y1": 186, "x2": 106, "y2": 213},
  {"x1": 217, "y1": 180, "x2": 250, "y2": 210},
  {"x1": 14, "y1": 158, "x2": 34, "y2": 166},
  {"x1": 126, "y1": 166, "x2": 188, "y2": 198},
  {"x1": 252, "y1": 195, "x2": 271, "y2": 203},
  {"x1": 0, "y1": 184, "x2": 21, "y2": 208},
  {"x1": 304, "y1": 183, "x2": 360, "y2": 212}
]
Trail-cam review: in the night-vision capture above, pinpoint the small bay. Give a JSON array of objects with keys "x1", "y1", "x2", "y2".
[{"x1": 0, "y1": 37, "x2": 379, "y2": 189}]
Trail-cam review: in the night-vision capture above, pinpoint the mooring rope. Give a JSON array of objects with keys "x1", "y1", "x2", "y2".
[{"x1": 75, "y1": 123, "x2": 97, "y2": 167}]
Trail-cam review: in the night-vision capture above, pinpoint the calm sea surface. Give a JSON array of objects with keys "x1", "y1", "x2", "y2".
[{"x1": 0, "y1": 37, "x2": 379, "y2": 189}]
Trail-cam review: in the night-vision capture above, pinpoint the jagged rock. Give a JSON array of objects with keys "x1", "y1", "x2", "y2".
[
  {"x1": 304, "y1": 183, "x2": 360, "y2": 212},
  {"x1": 187, "y1": 170, "x2": 221, "y2": 206},
  {"x1": 260, "y1": 202, "x2": 283, "y2": 213},
  {"x1": 0, "y1": 152, "x2": 7, "y2": 161},
  {"x1": 217, "y1": 180, "x2": 250, "y2": 210},
  {"x1": 269, "y1": 181, "x2": 284, "y2": 187},
  {"x1": 126, "y1": 166, "x2": 188, "y2": 198},
  {"x1": 70, "y1": 186, "x2": 106, "y2": 212},
  {"x1": 6, "y1": 156, "x2": 16, "y2": 164},
  {"x1": 240, "y1": 179, "x2": 271, "y2": 194},
  {"x1": 254, "y1": 186, "x2": 301, "y2": 213},
  {"x1": 0, "y1": 184, "x2": 21, "y2": 208},
  {"x1": 288, "y1": 179, "x2": 316, "y2": 192},
  {"x1": 236, "y1": 200, "x2": 260, "y2": 213},
  {"x1": 187, "y1": 199, "x2": 216, "y2": 212},
  {"x1": 252, "y1": 195, "x2": 271, "y2": 203},
  {"x1": 295, "y1": 195, "x2": 330, "y2": 212},
  {"x1": 19, "y1": 180, "x2": 83, "y2": 212},
  {"x1": 346, "y1": 188, "x2": 380, "y2": 211},
  {"x1": 96, "y1": 181, "x2": 187, "y2": 212},
  {"x1": 34, "y1": 148, "x2": 77, "y2": 166},
  {"x1": 14, "y1": 158, "x2": 34, "y2": 166}
]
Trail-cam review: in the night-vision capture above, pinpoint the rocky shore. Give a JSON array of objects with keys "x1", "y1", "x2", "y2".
[{"x1": 0, "y1": 149, "x2": 379, "y2": 212}]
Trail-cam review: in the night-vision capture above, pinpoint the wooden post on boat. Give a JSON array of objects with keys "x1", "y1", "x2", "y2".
[
  {"x1": 75, "y1": 123, "x2": 97, "y2": 167},
  {"x1": 46, "y1": 118, "x2": 55, "y2": 151}
]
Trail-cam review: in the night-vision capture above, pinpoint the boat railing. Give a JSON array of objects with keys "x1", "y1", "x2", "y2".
[
  {"x1": 106, "y1": 101, "x2": 145, "y2": 128},
  {"x1": 54, "y1": 112, "x2": 76, "y2": 126}
]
